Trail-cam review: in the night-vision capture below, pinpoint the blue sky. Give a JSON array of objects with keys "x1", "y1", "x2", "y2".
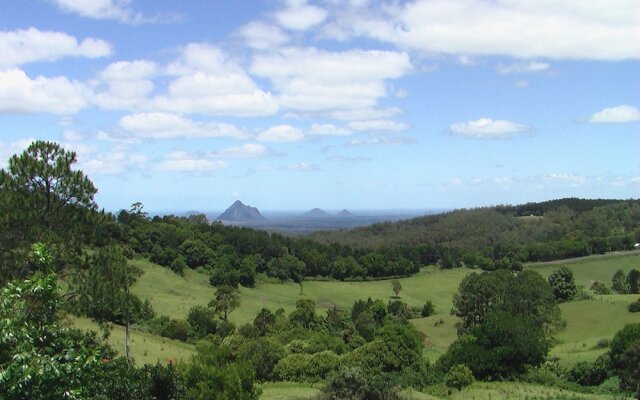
[{"x1": 0, "y1": 0, "x2": 638, "y2": 212}]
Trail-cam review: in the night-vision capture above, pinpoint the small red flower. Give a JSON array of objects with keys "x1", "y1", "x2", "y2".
[
  {"x1": 168, "y1": 358, "x2": 174, "y2": 365},
  {"x1": 103, "y1": 357, "x2": 110, "y2": 363}
]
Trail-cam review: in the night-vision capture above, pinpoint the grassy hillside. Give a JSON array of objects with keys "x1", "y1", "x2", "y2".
[
  {"x1": 65, "y1": 315, "x2": 195, "y2": 366},
  {"x1": 128, "y1": 251, "x2": 640, "y2": 367},
  {"x1": 259, "y1": 381, "x2": 630, "y2": 400}
]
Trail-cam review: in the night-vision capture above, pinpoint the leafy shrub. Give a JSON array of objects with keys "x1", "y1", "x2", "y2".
[
  {"x1": 567, "y1": 354, "x2": 610, "y2": 386},
  {"x1": 187, "y1": 305, "x2": 217, "y2": 339},
  {"x1": 421, "y1": 301, "x2": 435, "y2": 317},
  {"x1": 548, "y1": 266, "x2": 577, "y2": 302},
  {"x1": 628, "y1": 298, "x2": 640, "y2": 313},
  {"x1": 594, "y1": 337, "x2": 611, "y2": 349},
  {"x1": 591, "y1": 280, "x2": 611, "y2": 295},
  {"x1": 445, "y1": 364, "x2": 475, "y2": 390}
]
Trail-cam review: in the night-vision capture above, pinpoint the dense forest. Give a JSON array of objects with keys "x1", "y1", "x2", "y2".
[{"x1": 2, "y1": 141, "x2": 640, "y2": 400}]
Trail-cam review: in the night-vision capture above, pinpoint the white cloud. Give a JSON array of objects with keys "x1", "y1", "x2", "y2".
[
  {"x1": 218, "y1": 143, "x2": 272, "y2": 158},
  {"x1": 497, "y1": 62, "x2": 550, "y2": 74},
  {"x1": 257, "y1": 125, "x2": 305, "y2": 142},
  {"x1": 276, "y1": 1, "x2": 328, "y2": 31},
  {"x1": 77, "y1": 146, "x2": 148, "y2": 176},
  {"x1": 251, "y1": 47, "x2": 411, "y2": 112},
  {"x1": 50, "y1": 0, "x2": 152, "y2": 24},
  {"x1": 119, "y1": 112, "x2": 247, "y2": 139},
  {"x1": 61, "y1": 131, "x2": 84, "y2": 141},
  {"x1": 588, "y1": 105, "x2": 640, "y2": 123},
  {"x1": 282, "y1": 162, "x2": 316, "y2": 171},
  {"x1": 0, "y1": 138, "x2": 35, "y2": 168},
  {"x1": 309, "y1": 124, "x2": 352, "y2": 136},
  {"x1": 544, "y1": 173, "x2": 588, "y2": 186},
  {"x1": 0, "y1": 69, "x2": 89, "y2": 114},
  {"x1": 450, "y1": 118, "x2": 530, "y2": 138},
  {"x1": 347, "y1": 119, "x2": 409, "y2": 132},
  {"x1": 347, "y1": 136, "x2": 416, "y2": 146},
  {"x1": 157, "y1": 151, "x2": 229, "y2": 172},
  {"x1": 154, "y1": 43, "x2": 278, "y2": 116},
  {"x1": 238, "y1": 22, "x2": 289, "y2": 50},
  {"x1": 0, "y1": 27, "x2": 111, "y2": 68},
  {"x1": 93, "y1": 60, "x2": 158, "y2": 110},
  {"x1": 331, "y1": 0, "x2": 640, "y2": 60}
]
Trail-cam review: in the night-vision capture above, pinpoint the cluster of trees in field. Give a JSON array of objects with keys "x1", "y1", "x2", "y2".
[{"x1": 312, "y1": 199, "x2": 640, "y2": 269}]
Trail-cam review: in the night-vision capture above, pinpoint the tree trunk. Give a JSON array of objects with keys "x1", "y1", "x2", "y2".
[{"x1": 124, "y1": 271, "x2": 132, "y2": 366}]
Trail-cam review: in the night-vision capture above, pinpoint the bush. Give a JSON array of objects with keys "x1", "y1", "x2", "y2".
[
  {"x1": 421, "y1": 301, "x2": 435, "y2": 317},
  {"x1": 567, "y1": 354, "x2": 610, "y2": 386},
  {"x1": 628, "y1": 298, "x2": 640, "y2": 313},
  {"x1": 187, "y1": 305, "x2": 217, "y2": 339},
  {"x1": 591, "y1": 281, "x2": 611, "y2": 295},
  {"x1": 445, "y1": 364, "x2": 475, "y2": 390},
  {"x1": 548, "y1": 266, "x2": 577, "y2": 302}
]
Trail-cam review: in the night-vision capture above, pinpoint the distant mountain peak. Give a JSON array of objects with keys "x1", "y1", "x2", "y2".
[
  {"x1": 337, "y1": 209, "x2": 354, "y2": 217},
  {"x1": 217, "y1": 200, "x2": 265, "y2": 222},
  {"x1": 302, "y1": 208, "x2": 329, "y2": 218}
]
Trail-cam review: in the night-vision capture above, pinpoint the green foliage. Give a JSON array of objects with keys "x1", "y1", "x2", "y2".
[
  {"x1": 71, "y1": 245, "x2": 152, "y2": 325},
  {"x1": 319, "y1": 366, "x2": 374, "y2": 400},
  {"x1": 392, "y1": 279, "x2": 402, "y2": 298},
  {"x1": 209, "y1": 285, "x2": 240, "y2": 321},
  {"x1": 181, "y1": 340, "x2": 260, "y2": 400},
  {"x1": 439, "y1": 312, "x2": 551, "y2": 379},
  {"x1": 187, "y1": 305, "x2": 217, "y2": 339},
  {"x1": 628, "y1": 298, "x2": 640, "y2": 313},
  {"x1": 452, "y1": 269, "x2": 560, "y2": 334},
  {"x1": 612, "y1": 269, "x2": 629, "y2": 294},
  {"x1": 421, "y1": 301, "x2": 435, "y2": 317},
  {"x1": 267, "y1": 254, "x2": 306, "y2": 283},
  {"x1": 444, "y1": 364, "x2": 475, "y2": 390},
  {"x1": 0, "y1": 272, "x2": 147, "y2": 399},
  {"x1": 0, "y1": 141, "x2": 98, "y2": 282},
  {"x1": 238, "y1": 337, "x2": 286, "y2": 382},
  {"x1": 253, "y1": 308, "x2": 276, "y2": 336},
  {"x1": 609, "y1": 323, "x2": 640, "y2": 390},
  {"x1": 274, "y1": 351, "x2": 340, "y2": 383},
  {"x1": 548, "y1": 266, "x2": 578, "y2": 302},
  {"x1": 567, "y1": 354, "x2": 610, "y2": 386},
  {"x1": 289, "y1": 299, "x2": 320, "y2": 330},
  {"x1": 627, "y1": 268, "x2": 640, "y2": 294},
  {"x1": 590, "y1": 280, "x2": 611, "y2": 295},
  {"x1": 144, "y1": 362, "x2": 186, "y2": 400}
]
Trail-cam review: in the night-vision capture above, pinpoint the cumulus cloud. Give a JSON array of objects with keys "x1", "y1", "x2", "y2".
[
  {"x1": 0, "y1": 27, "x2": 111, "y2": 68},
  {"x1": 450, "y1": 118, "x2": 530, "y2": 138},
  {"x1": 78, "y1": 147, "x2": 148, "y2": 176},
  {"x1": 347, "y1": 119, "x2": 409, "y2": 132},
  {"x1": 497, "y1": 62, "x2": 550, "y2": 74},
  {"x1": 587, "y1": 105, "x2": 640, "y2": 123},
  {"x1": 238, "y1": 21, "x2": 289, "y2": 50},
  {"x1": 218, "y1": 143, "x2": 273, "y2": 158},
  {"x1": 93, "y1": 60, "x2": 158, "y2": 110},
  {"x1": 251, "y1": 47, "x2": 411, "y2": 112},
  {"x1": 326, "y1": 155, "x2": 371, "y2": 162},
  {"x1": 0, "y1": 69, "x2": 89, "y2": 114},
  {"x1": 257, "y1": 125, "x2": 305, "y2": 142},
  {"x1": 275, "y1": 1, "x2": 328, "y2": 31},
  {"x1": 50, "y1": 0, "x2": 155, "y2": 24},
  {"x1": 328, "y1": 0, "x2": 640, "y2": 61},
  {"x1": 309, "y1": 124, "x2": 352, "y2": 136},
  {"x1": 153, "y1": 43, "x2": 278, "y2": 116},
  {"x1": 328, "y1": 107, "x2": 403, "y2": 121},
  {"x1": 157, "y1": 151, "x2": 229, "y2": 172},
  {"x1": 119, "y1": 112, "x2": 247, "y2": 139}
]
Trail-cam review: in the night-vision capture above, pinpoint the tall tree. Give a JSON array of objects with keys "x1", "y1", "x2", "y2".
[
  {"x1": 210, "y1": 285, "x2": 240, "y2": 321},
  {"x1": 0, "y1": 141, "x2": 97, "y2": 281},
  {"x1": 548, "y1": 266, "x2": 577, "y2": 302}
]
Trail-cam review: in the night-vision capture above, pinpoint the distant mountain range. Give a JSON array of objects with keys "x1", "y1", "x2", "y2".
[
  {"x1": 217, "y1": 200, "x2": 265, "y2": 222},
  {"x1": 300, "y1": 208, "x2": 355, "y2": 218}
]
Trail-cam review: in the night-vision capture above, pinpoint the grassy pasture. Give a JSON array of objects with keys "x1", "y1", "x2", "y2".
[
  {"x1": 128, "y1": 251, "x2": 640, "y2": 368},
  {"x1": 65, "y1": 315, "x2": 195, "y2": 366}
]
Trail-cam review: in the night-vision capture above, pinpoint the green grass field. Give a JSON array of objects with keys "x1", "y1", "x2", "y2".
[
  {"x1": 128, "y1": 251, "x2": 640, "y2": 368},
  {"x1": 65, "y1": 315, "x2": 195, "y2": 366},
  {"x1": 256, "y1": 381, "x2": 631, "y2": 400}
]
